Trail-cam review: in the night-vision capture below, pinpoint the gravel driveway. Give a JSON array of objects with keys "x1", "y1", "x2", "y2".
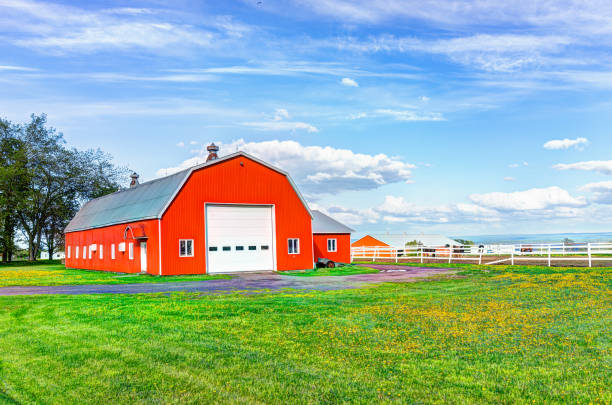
[{"x1": 0, "y1": 265, "x2": 453, "y2": 296}]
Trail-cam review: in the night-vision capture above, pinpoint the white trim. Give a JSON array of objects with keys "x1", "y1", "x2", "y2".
[
  {"x1": 327, "y1": 238, "x2": 337, "y2": 253},
  {"x1": 128, "y1": 242, "x2": 134, "y2": 260},
  {"x1": 75, "y1": 246, "x2": 79, "y2": 259},
  {"x1": 99, "y1": 244, "x2": 103, "y2": 259},
  {"x1": 67, "y1": 246, "x2": 71, "y2": 259},
  {"x1": 179, "y1": 239, "x2": 194, "y2": 257},
  {"x1": 111, "y1": 243, "x2": 115, "y2": 260},
  {"x1": 288, "y1": 238, "x2": 300, "y2": 255}
]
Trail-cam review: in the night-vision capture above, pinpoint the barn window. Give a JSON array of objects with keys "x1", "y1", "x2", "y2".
[
  {"x1": 76, "y1": 246, "x2": 79, "y2": 259},
  {"x1": 248, "y1": 246, "x2": 256, "y2": 251},
  {"x1": 235, "y1": 246, "x2": 244, "y2": 251},
  {"x1": 88, "y1": 246, "x2": 92, "y2": 259},
  {"x1": 327, "y1": 239, "x2": 337, "y2": 252},
  {"x1": 83, "y1": 246, "x2": 87, "y2": 259},
  {"x1": 208, "y1": 246, "x2": 218, "y2": 252},
  {"x1": 179, "y1": 240, "x2": 194, "y2": 257},
  {"x1": 67, "y1": 246, "x2": 71, "y2": 259},
  {"x1": 129, "y1": 243, "x2": 134, "y2": 260},
  {"x1": 222, "y1": 246, "x2": 231, "y2": 251},
  {"x1": 99, "y1": 244, "x2": 103, "y2": 259},
  {"x1": 261, "y1": 245, "x2": 269, "y2": 250},
  {"x1": 288, "y1": 238, "x2": 300, "y2": 254},
  {"x1": 111, "y1": 244, "x2": 115, "y2": 260}
]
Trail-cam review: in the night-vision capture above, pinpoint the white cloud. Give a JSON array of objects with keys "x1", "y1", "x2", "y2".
[
  {"x1": 579, "y1": 181, "x2": 612, "y2": 204},
  {"x1": 273, "y1": 108, "x2": 290, "y2": 120},
  {"x1": 0, "y1": 65, "x2": 37, "y2": 71},
  {"x1": 242, "y1": 121, "x2": 319, "y2": 133},
  {"x1": 375, "y1": 109, "x2": 445, "y2": 122},
  {"x1": 243, "y1": 108, "x2": 318, "y2": 133},
  {"x1": 189, "y1": 140, "x2": 198, "y2": 145},
  {"x1": 553, "y1": 160, "x2": 612, "y2": 175},
  {"x1": 157, "y1": 139, "x2": 415, "y2": 193},
  {"x1": 469, "y1": 186, "x2": 586, "y2": 211},
  {"x1": 508, "y1": 162, "x2": 528, "y2": 168},
  {"x1": 340, "y1": 77, "x2": 358, "y2": 87},
  {"x1": 543, "y1": 137, "x2": 588, "y2": 150},
  {"x1": 503, "y1": 177, "x2": 515, "y2": 182},
  {"x1": 176, "y1": 141, "x2": 185, "y2": 147}
]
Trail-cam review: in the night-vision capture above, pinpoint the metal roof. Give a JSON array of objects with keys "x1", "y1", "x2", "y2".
[
  {"x1": 367, "y1": 233, "x2": 459, "y2": 247},
  {"x1": 65, "y1": 151, "x2": 312, "y2": 233},
  {"x1": 312, "y1": 210, "x2": 354, "y2": 234}
]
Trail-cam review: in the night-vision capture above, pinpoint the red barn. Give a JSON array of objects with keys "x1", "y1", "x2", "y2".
[
  {"x1": 311, "y1": 210, "x2": 354, "y2": 265},
  {"x1": 64, "y1": 150, "x2": 314, "y2": 275}
]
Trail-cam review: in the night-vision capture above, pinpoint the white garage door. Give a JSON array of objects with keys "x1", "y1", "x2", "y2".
[{"x1": 206, "y1": 205, "x2": 275, "y2": 273}]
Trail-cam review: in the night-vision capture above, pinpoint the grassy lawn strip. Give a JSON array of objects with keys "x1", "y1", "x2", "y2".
[
  {"x1": 282, "y1": 264, "x2": 378, "y2": 277},
  {"x1": 0, "y1": 261, "x2": 230, "y2": 287},
  {"x1": 0, "y1": 267, "x2": 609, "y2": 403},
  {"x1": 353, "y1": 259, "x2": 612, "y2": 275}
]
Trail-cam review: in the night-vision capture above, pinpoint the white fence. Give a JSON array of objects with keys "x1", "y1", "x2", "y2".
[{"x1": 351, "y1": 242, "x2": 612, "y2": 267}]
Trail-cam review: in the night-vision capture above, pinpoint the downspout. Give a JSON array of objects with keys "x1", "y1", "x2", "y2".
[{"x1": 158, "y1": 219, "x2": 163, "y2": 276}]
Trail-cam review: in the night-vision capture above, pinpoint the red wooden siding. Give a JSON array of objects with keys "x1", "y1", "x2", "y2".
[
  {"x1": 351, "y1": 235, "x2": 389, "y2": 247},
  {"x1": 313, "y1": 233, "x2": 351, "y2": 264},
  {"x1": 64, "y1": 219, "x2": 160, "y2": 274},
  {"x1": 160, "y1": 155, "x2": 313, "y2": 275}
]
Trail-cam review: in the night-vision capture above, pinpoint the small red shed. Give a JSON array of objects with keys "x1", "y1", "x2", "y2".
[
  {"x1": 311, "y1": 210, "x2": 354, "y2": 265},
  {"x1": 64, "y1": 150, "x2": 314, "y2": 275}
]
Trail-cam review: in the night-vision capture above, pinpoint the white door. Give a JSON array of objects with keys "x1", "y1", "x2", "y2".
[
  {"x1": 206, "y1": 205, "x2": 275, "y2": 273},
  {"x1": 140, "y1": 242, "x2": 147, "y2": 273}
]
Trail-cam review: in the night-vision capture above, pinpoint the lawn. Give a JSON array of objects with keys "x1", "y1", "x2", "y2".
[
  {"x1": 0, "y1": 266, "x2": 609, "y2": 403},
  {"x1": 0, "y1": 261, "x2": 229, "y2": 287},
  {"x1": 282, "y1": 264, "x2": 379, "y2": 276}
]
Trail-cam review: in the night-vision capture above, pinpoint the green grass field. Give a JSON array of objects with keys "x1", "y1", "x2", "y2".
[
  {"x1": 0, "y1": 261, "x2": 229, "y2": 287},
  {"x1": 0, "y1": 265, "x2": 609, "y2": 403},
  {"x1": 283, "y1": 264, "x2": 379, "y2": 276}
]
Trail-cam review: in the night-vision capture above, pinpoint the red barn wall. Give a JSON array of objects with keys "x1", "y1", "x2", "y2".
[
  {"x1": 64, "y1": 219, "x2": 160, "y2": 274},
  {"x1": 313, "y1": 233, "x2": 351, "y2": 264},
  {"x1": 160, "y1": 155, "x2": 313, "y2": 275}
]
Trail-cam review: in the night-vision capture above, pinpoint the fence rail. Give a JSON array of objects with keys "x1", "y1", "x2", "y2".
[{"x1": 350, "y1": 242, "x2": 612, "y2": 267}]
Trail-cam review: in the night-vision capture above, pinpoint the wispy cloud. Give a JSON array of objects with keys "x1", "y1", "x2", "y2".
[
  {"x1": 553, "y1": 160, "x2": 612, "y2": 175},
  {"x1": 375, "y1": 109, "x2": 445, "y2": 121},
  {"x1": 543, "y1": 137, "x2": 588, "y2": 150}
]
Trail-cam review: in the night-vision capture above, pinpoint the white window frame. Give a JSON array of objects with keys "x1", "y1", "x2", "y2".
[
  {"x1": 179, "y1": 239, "x2": 194, "y2": 257},
  {"x1": 83, "y1": 246, "x2": 87, "y2": 260},
  {"x1": 99, "y1": 244, "x2": 103, "y2": 260},
  {"x1": 75, "y1": 246, "x2": 79, "y2": 259},
  {"x1": 288, "y1": 238, "x2": 300, "y2": 255},
  {"x1": 111, "y1": 244, "x2": 115, "y2": 260},
  {"x1": 128, "y1": 243, "x2": 134, "y2": 260},
  {"x1": 67, "y1": 246, "x2": 71, "y2": 259},
  {"x1": 88, "y1": 246, "x2": 92, "y2": 259},
  {"x1": 327, "y1": 238, "x2": 337, "y2": 253}
]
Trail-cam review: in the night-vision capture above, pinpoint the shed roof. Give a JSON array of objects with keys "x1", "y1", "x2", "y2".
[
  {"x1": 65, "y1": 151, "x2": 312, "y2": 233},
  {"x1": 312, "y1": 210, "x2": 354, "y2": 234}
]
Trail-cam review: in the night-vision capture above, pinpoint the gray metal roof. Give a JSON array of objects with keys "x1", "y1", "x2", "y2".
[
  {"x1": 65, "y1": 170, "x2": 189, "y2": 232},
  {"x1": 312, "y1": 210, "x2": 354, "y2": 234},
  {"x1": 65, "y1": 151, "x2": 312, "y2": 233}
]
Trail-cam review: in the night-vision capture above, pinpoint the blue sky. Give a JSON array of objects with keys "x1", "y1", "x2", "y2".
[{"x1": 2, "y1": 0, "x2": 612, "y2": 237}]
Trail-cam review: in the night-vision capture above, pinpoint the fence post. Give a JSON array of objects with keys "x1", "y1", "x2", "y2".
[
  {"x1": 395, "y1": 248, "x2": 398, "y2": 263},
  {"x1": 547, "y1": 245, "x2": 551, "y2": 267},
  {"x1": 448, "y1": 246, "x2": 453, "y2": 264},
  {"x1": 588, "y1": 243, "x2": 592, "y2": 268},
  {"x1": 420, "y1": 246, "x2": 423, "y2": 264},
  {"x1": 373, "y1": 247, "x2": 377, "y2": 263},
  {"x1": 511, "y1": 250, "x2": 514, "y2": 265},
  {"x1": 479, "y1": 250, "x2": 482, "y2": 265}
]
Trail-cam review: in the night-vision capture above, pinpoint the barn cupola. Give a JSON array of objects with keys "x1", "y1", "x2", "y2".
[
  {"x1": 129, "y1": 172, "x2": 140, "y2": 188},
  {"x1": 206, "y1": 143, "x2": 219, "y2": 162}
]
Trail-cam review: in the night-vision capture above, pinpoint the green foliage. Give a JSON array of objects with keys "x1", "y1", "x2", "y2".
[
  {"x1": 0, "y1": 114, "x2": 127, "y2": 261},
  {"x1": 454, "y1": 238, "x2": 474, "y2": 245},
  {"x1": 0, "y1": 268, "x2": 609, "y2": 403},
  {"x1": 405, "y1": 240, "x2": 422, "y2": 246}
]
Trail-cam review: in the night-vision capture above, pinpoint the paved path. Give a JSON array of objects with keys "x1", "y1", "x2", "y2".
[{"x1": 0, "y1": 265, "x2": 453, "y2": 296}]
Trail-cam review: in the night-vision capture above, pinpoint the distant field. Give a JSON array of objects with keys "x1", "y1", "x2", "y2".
[
  {"x1": 0, "y1": 261, "x2": 229, "y2": 287},
  {"x1": 0, "y1": 265, "x2": 609, "y2": 403}
]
